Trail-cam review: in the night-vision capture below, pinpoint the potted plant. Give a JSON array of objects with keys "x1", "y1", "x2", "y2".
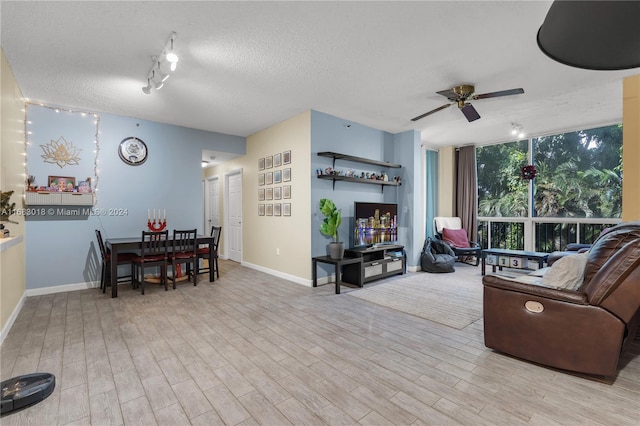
[
  {"x1": 1, "y1": 190, "x2": 17, "y2": 237},
  {"x1": 319, "y1": 198, "x2": 344, "y2": 259}
]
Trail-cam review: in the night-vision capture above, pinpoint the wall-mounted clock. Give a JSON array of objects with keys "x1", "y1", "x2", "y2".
[{"x1": 118, "y1": 137, "x2": 148, "y2": 166}]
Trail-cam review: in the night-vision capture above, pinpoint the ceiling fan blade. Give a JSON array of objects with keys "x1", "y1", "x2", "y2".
[
  {"x1": 436, "y1": 89, "x2": 460, "y2": 100},
  {"x1": 410, "y1": 103, "x2": 453, "y2": 122},
  {"x1": 460, "y1": 103, "x2": 481, "y2": 122},
  {"x1": 473, "y1": 88, "x2": 524, "y2": 100}
]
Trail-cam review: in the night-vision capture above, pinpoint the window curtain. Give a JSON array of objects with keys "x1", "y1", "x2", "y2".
[
  {"x1": 425, "y1": 149, "x2": 438, "y2": 238},
  {"x1": 455, "y1": 146, "x2": 477, "y2": 241}
]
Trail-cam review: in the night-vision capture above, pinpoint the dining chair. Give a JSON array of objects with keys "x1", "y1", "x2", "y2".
[
  {"x1": 196, "y1": 225, "x2": 221, "y2": 280},
  {"x1": 168, "y1": 229, "x2": 198, "y2": 289},
  {"x1": 95, "y1": 230, "x2": 137, "y2": 293},
  {"x1": 132, "y1": 230, "x2": 169, "y2": 294}
]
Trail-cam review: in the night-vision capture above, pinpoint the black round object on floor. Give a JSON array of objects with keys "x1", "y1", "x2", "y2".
[{"x1": 1, "y1": 373, "x2": 55, "y2": 415}]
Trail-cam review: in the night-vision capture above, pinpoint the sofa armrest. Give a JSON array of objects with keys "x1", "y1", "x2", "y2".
[
  {"x1": 566, "y1": 243, "x2": 592, "y2": 251},
  {"x1": 482, "y1": 274, "x2": 588, "y2": 304}
]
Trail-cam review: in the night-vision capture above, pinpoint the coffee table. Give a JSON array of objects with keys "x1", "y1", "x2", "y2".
[{"x1": 481, "y1": 248, "x2": 549, "y2": 276}]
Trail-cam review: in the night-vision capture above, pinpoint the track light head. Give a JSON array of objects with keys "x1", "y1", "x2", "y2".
[
  {"x1": 166, "y1": 51, "x2": 179, "y2": 63},
  {"x1": 142, "y1": 78, "x2": 152, "y2": 95},
  {"x1": 166, "y1": 33, "x2": 179, "y2": 63}
]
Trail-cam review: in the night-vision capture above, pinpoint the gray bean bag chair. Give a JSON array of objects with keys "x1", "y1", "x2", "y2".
[{"x1": 421, "y1": 237, "x2": 456, "y2": 273}]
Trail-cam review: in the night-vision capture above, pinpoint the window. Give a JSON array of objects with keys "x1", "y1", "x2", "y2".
[{"x1": 476, "y1": 124, "x2": 622, "y2": 251}]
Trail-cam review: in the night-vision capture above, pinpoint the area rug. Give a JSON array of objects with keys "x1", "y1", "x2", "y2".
[{"x1": 347, "y1": 264, "x2": 484, "y2": 329}]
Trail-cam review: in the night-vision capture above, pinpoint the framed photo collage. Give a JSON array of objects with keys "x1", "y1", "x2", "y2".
[{"x1": 258, "y1": 150, "x2": 291, "y2": 217}]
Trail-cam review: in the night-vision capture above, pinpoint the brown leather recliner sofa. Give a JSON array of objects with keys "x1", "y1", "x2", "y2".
[{"x1": 482, "y1": 222, "x2": 640, "y2": 377}]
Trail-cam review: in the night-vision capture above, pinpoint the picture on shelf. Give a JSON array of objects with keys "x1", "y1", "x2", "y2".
[
  {"x1": 274, "y1": 203, "x2": 281, "y2": 216},
  {"x1": 283, "y1": 203, "x2": 291, "y2": 216},
  {"x1": 266, "y1": 188, "x2": 273, "y2": 200},
  {"x1": 283, "y1": 150, "x2": 291, "y2": 164},
  {"x1": 78, "y1": 180, "x2": 92, "y2": 193},
  {"x1": 274, "y1": 153, "x2": 282, "y2": 167},
  {"x1": 48, "y1": 176, "x2": 76, "y2": 192},
  {"x1": 274, "y1": 186, "x2": 281, "y2": 200},
  {"x1": 283, "y1": 185, "x2": 291, "y2": 199},
  {"x1": 283, "y1": 168, "x2": 291, "y2": 182},
  {"x1": 266, "y1": 204, "x2": 273, "y2": 216},
  {"x1": 258, "y1": 158, "x2": 265, "y2": 170},
  {"x1": 265, "y1": 156, "x2": 273, "y2": 169},
  {"x1": 274, "y1": 170, "x2": 282, "y2": 184},
  {"x1": 258, "y1": 173, "x2": 265, "y2": 186},
  {"x1": 266, "y1": 172, "x2": 273, "y2": 185},
  {"x1": 258, "y1": 189, "x2": 265, "y2": 201},
  {"x1": 258, "y1": 204, "x2": 265, "y2": 216}
]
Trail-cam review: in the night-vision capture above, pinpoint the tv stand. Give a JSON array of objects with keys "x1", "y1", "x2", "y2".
[{"x1": 342, "y1": 244, "x2": 405, "y2": 286}]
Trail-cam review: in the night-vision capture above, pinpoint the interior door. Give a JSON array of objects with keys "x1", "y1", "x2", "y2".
[
  {"x1": 226, "y1": 170, "x2": 242, "y2": 262},
  {"x1": 205, "y1": 176, "x2": 220, "y2": 233}
]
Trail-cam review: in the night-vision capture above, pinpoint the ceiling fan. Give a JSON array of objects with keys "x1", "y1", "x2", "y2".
[{"x1": 411, "y1": 84, "x2": 524, "y2": 123}]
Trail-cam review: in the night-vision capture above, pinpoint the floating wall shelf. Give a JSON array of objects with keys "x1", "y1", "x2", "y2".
[
  {"x1": 316, "y1": 152, "x2": 402, "y2": 192},
  {"x1": 24, "y1": 192, "x2": 95, "y2": 206}
]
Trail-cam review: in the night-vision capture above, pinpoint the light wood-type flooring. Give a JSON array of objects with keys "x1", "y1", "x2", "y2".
[{"x1": 1, "y1": 260, "x2": 639, "y2": 425}]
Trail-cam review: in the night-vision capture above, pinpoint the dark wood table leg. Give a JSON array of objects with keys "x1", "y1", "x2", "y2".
[
  {"x1": 312, "y1": 259, "x2": 318, "y2": 287},
  {"x1": 481, "y1": 255, "x2": 486, "y2": 276},
  {"x1": 334, "y1": 262, "x2": 341, "y2": 294},
  {"x1": 111, "y1": 245, "x2": 118, "y2": 298},
  {"x1": 209, "y1": 240, "x2": 214, "y2": 282}
]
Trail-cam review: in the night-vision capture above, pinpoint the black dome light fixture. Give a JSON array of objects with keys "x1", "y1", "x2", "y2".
[{"x1": 537, "y1": 1, "x2": 640, "y2": 71}]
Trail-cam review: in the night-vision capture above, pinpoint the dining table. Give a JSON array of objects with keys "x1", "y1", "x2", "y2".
[{"x1": 105, "y1": 234, "x2": 216, "y2": 298}]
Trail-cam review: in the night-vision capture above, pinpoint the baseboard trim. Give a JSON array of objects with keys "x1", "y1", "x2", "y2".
[
  {"x1": 0, "y1": 291, "x2": 26, "y2": 346},
  {"x1": 25, "y1": 280, "x2": 99, "y2": 297},
  {"x1": 240, "y1": 261, "x2": 312, "y2": 287}
]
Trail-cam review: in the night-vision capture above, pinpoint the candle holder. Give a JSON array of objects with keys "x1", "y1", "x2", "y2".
[{"x1": 147, "y1": 219, "x2": 167, "y2": 232}]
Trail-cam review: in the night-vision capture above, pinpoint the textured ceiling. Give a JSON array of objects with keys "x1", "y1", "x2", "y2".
[{"x1": 2, "y1": 1, "x2": 639, "y2": 158}]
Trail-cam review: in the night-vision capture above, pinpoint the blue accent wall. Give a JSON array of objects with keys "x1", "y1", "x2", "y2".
[
  {"x1": 25, "y1": 106, "x2": 245, "y2": 289},
  {"x1": 310, "y1": 110, "x2": 422, "y2": 276}
]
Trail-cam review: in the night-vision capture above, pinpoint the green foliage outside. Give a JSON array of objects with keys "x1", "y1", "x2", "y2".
[
  {"x1": 477, "y1": 124, "x2": 622, "y2": 219},
  {"x1": 533, "y1": 125, "x2": 622, "y2": 218}
]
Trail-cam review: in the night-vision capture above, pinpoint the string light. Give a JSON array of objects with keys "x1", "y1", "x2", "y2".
[{"x1": 24, "y1": 101, "x2": 100, "y2": 202}]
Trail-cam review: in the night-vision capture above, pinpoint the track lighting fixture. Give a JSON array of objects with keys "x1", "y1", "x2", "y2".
[{"x1": 141, "y1": 31, "x2": 178, "y2": 94}]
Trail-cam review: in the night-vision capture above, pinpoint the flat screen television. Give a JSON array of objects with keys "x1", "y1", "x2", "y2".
[{"x1": 353, "y1": 202, "x2": 398, "y2": 246}]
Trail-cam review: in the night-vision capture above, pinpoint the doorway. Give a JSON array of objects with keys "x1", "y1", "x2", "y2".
[
  {"x1": 225, "y1": 169, "x2": 242, "y2": 263},
  {"x1": 204, "y1": 176, "x2": 220, "y2": 235}
]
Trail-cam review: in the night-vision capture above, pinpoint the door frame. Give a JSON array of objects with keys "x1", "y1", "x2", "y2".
[{"x1": 224, "y1": 168, "x2": 243, "y2": 262}]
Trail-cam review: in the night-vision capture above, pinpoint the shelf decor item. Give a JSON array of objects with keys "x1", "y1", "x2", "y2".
[
  {"x1": 147, "y1": 209, "x2": 167, "y2": 231},
  {"x1": 319, "y1": 198, "x2": 344, "y2": 259}
]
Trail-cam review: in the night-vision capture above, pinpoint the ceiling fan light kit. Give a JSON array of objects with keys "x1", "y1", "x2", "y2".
[
  {"x1": 537, "y1": 1, "x2": 640, "y2": 71},
  {"x1": 411, "y1": 84, "x2": 524, "y2": 123},
  {"x1": 142, "y1": 31, "x2": 179, "y2": 94}
]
